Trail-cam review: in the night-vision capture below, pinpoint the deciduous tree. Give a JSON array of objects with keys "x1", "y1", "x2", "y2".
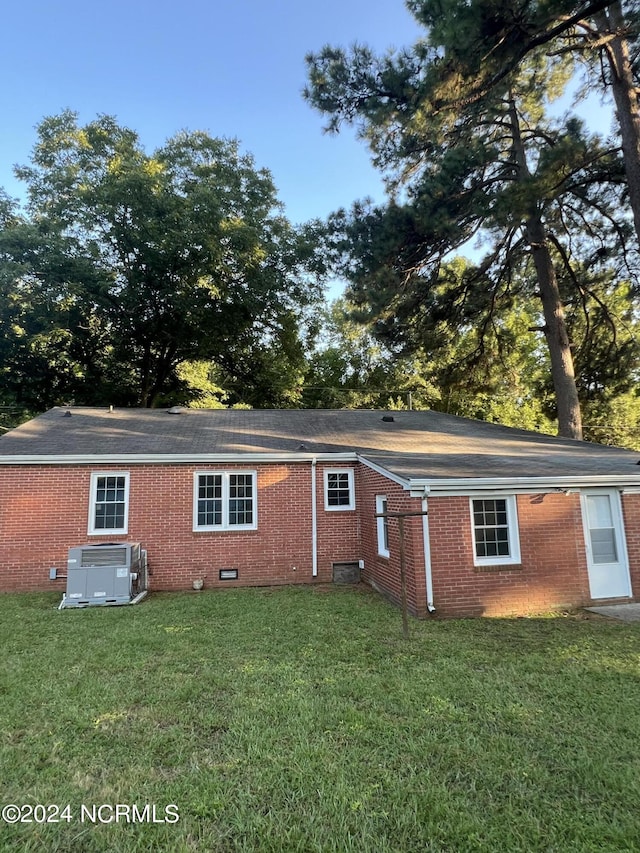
[{"x1": 4, "y1": 112, "x2": 325, "y2": 408}]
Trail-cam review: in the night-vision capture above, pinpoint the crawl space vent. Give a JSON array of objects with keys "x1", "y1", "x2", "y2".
[{"x1": 332, "y1": 562, "x2": 361, "y2": 585}]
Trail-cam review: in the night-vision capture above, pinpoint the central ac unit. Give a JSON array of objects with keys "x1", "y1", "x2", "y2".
[{"x1": 59, "y1": 542, "x2": 147, "y2": 609}]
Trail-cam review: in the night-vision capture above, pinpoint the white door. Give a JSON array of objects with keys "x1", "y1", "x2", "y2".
[{"x1": 581, "y1": 490, "x2": 631, "y2": 600}]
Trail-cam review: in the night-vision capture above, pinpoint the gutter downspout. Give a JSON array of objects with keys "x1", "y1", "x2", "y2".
[
  {"x1": 312, "y1": 457, "x2": 318, "y2": 577},
  {"x1": 421, "y1": 496, "x2": 436, "y2": 613}
]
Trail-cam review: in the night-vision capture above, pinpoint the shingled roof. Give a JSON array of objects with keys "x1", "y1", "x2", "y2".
[{"x1": 2, "y1": 407, "x2": 640, "y2": 490}]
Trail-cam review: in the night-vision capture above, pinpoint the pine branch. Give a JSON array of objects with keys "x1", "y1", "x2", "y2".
[{"x1": 432, "y1": 0, "x2": 618, "y2": 113}]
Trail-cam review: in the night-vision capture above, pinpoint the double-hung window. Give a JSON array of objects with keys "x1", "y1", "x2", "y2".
[
  {"x1": 470, "y1": 496, "x2": 521, "y2": 566},
  {"x1": 89, "y1": 472, "x2": 129, "y2": 535},
  {"x1": 376, "y1": 495, "x2": 390, "y2": 558},
  {"x1": 324, "y1": 468, "x2": 355, "y2": 511},
  {"x1": 194, "y1": 471, "x2": 257, "y2": 531}
]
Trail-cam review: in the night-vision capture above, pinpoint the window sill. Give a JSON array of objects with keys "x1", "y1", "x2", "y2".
[
  {"x1": 88, "y1": 529, "x2": 128, "y2": 536},
  {"x1": 473, "y1": 563, "x2": 523, "y2": 573},
  {"x1": 193, "y1": 526, "x2": 258, "y2": 533}
]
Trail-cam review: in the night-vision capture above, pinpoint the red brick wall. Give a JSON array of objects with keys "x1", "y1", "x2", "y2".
[
  {"x1": 0, "y1": 462, "x2": 360, "y2": 593},
  {"x1": 428, "y1": 493, "x2": 593, "y2": 617},
  {"x1": 315, "y1": 462, "x2": 362, "y2": 577},
  {"x1": 356, "y1": 466, "x2": 428, "y2": 617},
  {"x1": 3, "y1": 460, "x2": 639, "y2": 618},
  {"x1": 622, "y1": 493, "x2": 640, "y2": 595}
]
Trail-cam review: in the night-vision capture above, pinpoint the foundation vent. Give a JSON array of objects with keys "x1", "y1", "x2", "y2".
[{"x1": 332, "y1": 562, "x2": 361, "y2": 584}]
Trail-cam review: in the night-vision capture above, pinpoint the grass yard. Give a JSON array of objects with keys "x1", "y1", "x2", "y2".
[{"x1": 1, "y1": 586, "x2": 640, "y2": 852}]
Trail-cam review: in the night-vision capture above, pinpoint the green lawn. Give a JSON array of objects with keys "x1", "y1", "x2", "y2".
[{"x1": 1, "y1": 586, "x2": 640, "y2": 852}]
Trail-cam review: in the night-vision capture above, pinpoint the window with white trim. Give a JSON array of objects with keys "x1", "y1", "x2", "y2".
[
  {"x1": 324, "y1": 468, "x2": 355, "y2": 511},
  {"x1": 376, "y1": 495, "x2": 390, "y2": 558},
  {"x1": 89, "y1": 472, "x2": 129, "y2": 535},
  {"x1": 470, "y1": 496, "x2": 521, "y2": 565},
  {"x1": 194, "y1": 471, "x2": 257, "y2": 531}
]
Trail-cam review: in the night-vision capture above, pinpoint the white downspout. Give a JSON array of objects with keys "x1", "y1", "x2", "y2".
[
  {"x1": 422, "y1": 496, "x2": 436, "y2": 613},
  {"x1": 312, "y1": 457, "x2": 318, "y2": 577}
]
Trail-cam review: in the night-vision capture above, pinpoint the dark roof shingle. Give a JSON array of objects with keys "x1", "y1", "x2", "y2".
[{"x1": 1, "y1": 407, "x2": 639, "y2": 483}]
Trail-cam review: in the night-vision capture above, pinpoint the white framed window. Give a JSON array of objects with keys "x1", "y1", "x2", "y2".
[
  {"x1": 194, "y1": 471, "x2": 257, "y2": 531},
  {"x1": 88, "y1": 472, "x2": 130, "y2": 535},
  {"x1": 324, "y1": 468, "x2": 355, "y2": 511},
  {"x1": 470, "y1": 496, "x2": 521, "y2": 566},
  {"x1": 376, "y1": 495, "x2": 390, "y2": 558}
]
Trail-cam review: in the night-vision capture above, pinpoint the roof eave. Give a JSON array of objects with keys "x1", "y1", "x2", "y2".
[
  {"x1": 407, "y1": 474, "x2": 640, "y2": 497},
  {"x1": 0, "y1": 451, "x2": 359, "y2": 466},
  {"x1": 357, "y1": 455, "x2": 640, "y2": 495}
]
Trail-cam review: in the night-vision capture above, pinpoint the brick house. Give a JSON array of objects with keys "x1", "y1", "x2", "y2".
[{"x1": 2, "y1": 406, "x2": 640, "y2": 617}]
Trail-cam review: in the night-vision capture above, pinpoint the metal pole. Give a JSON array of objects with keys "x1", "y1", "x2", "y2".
[
  {"x1": 398, "y1": 516, "x2": 409, "y2": 640},
  {"x1": 375, "y1": 509, "x2": 428, "y2": 640}
]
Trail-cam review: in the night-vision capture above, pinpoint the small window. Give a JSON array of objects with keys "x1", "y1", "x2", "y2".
[
  {"x1": 324, "y1": 468, "x2": 355, "y2": 511},
  {"x1": 376, "y1": 495, "x2": 390, "y2": 558},
  {"x1": 89, "y1": 472, "x2": 129, "y2": 535},
  {"x1": 470, "y1": 496, "x2": 521, "y2": 566},
  {"x1": 194, "y1": 471, "x2": 257, "y2": 531}
]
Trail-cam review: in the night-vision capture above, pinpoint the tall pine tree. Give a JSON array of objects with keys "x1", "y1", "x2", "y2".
[{"x1": 306, "y1": 13, "x2": 633, "y2": 438}]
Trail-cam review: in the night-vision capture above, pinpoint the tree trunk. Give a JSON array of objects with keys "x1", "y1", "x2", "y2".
[
  {"x1": 138, "y1": 343, "x2": 153, "y2": 408},
  {"x1": 508, "y1": 94, "x2": 583, "y2": 440},
  {"x1": 527, "y1": 217, "x2": 584, "y2": 440},
  {"x1": 594, "y1": 1, "x2": 640, "y2": 248}
]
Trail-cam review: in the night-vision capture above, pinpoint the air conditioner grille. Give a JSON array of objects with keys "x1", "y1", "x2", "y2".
[{"x1": 80, "y1": 547, "x2": 129, "y2": 567}]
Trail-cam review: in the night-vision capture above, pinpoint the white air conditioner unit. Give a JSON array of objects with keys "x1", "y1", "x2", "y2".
[{"x1": 59, "y1": 542, "x2": 147, "y2": 609}]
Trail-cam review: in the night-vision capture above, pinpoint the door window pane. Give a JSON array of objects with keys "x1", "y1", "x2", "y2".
[
  {"x1": 587, "y1": 495, "x2": 614, "y2": 528},
  {"x1": 587, "y1": 495, "x2": 618, "y2": 564},
  {"x1": 590, "y1": 528, "x2": 618, "y2": 564}
]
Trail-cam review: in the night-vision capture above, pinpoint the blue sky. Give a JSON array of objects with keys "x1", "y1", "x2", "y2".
[{"x1": 1, "y1": 0, "x2": 423, "y2": 225}]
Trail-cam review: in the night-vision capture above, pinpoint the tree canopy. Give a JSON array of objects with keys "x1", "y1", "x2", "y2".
[
  {"x1": 305, "y1": 0, "x2": 639, "y2": 440},
  {"x1": 0, "y1": 112, "x2": 325, "y2": 413},
  {"x1": 404, "y1": 0, "x2": 640, "y2": 247}
]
